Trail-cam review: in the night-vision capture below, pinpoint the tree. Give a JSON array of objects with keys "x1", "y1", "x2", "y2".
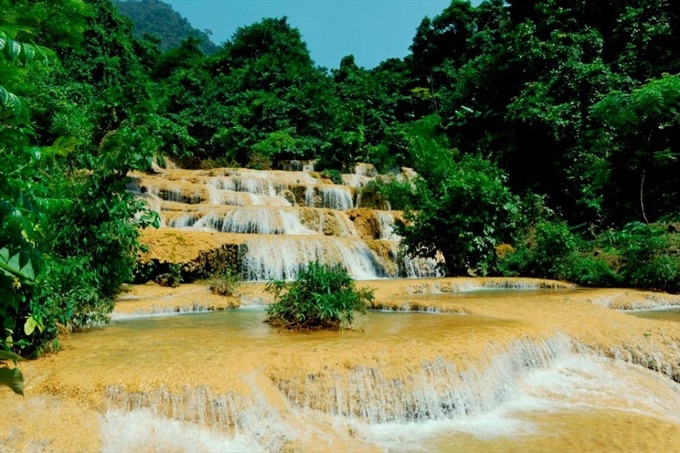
[
  {"x1": 167, "y1": 17, "x2": 335, "y2": 165},
  {"x1": 1, "y1": 0, "x2": 159, "y2": 357},
  {"x1": 394, "y1": 136, "x2": 521, "y2": 276},
  {"x1": 591, "y1": 74, "x2": 680, "y2": 224},
  {"x1": 1, "y1": 8, "x2": 62, "y2": 357}
]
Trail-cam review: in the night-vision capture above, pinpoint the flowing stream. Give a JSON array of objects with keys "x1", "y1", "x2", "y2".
[
  {"x1": 3, "y1": 166, "x2": 678, "y2": 451},
  {"x1": 3, "y1": 285, "x2": 680, "y2": 452}
]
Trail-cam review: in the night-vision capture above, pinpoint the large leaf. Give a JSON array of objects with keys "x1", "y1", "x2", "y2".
[
  {"x1": 0, "y1": 350, "x2": 24, "y2": 363},
  {"x1": 0, "y1": 30, "x2": 54, "y2": 65},
  {"x1": 5, "y1": 37, "x2": 21, "y2": 62},
  {"x1": 0, "y1": 85, "x2": 23, "y2": 116},
  {"x1": 0, "y1": 247, "x2": 36, "y2": 281},
  {"x1": 0, "y1": 366, "x2": 24, "y2": 396},
  {"x1": 21, "y1": 43, "x2": 36, "y2": 64},
  {"x1": 23, "y1": 316, "x2": 44, "y2": 336}
]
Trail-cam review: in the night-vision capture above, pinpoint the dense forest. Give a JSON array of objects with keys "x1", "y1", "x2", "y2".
[
  {"x1": 115, "y1": 0, "x2": 217, "y2": 54},
  {"x1": 1, "y1": 0, "x2": 679, "y2": 357}
]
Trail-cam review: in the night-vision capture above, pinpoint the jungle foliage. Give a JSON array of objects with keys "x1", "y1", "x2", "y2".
[
  {"x1": 1, "y1": 0, "x2": 679, "y2": 357},
  {"x1": 1, "y1": 0, "x2": 159, "y2": 360}
]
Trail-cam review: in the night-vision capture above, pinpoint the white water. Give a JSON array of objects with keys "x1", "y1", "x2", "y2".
[
  {"x1": 96, "y1": 329, "x2": 680, "y2": 452},
  {"x1": 377, "y1": 212, "x2": 401, "y2": 241},
  {"x1": 240, "y1": 237, "x2": 383, "y2": 280},
  {"x1": 190, "y1": 209, "x2": 314, "y2": 235},
  {"x1": 319, "y1": 185, "x2": 354, "y2": 210}
]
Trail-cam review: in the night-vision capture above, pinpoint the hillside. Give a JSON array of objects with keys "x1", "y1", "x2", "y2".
[{"x1": 115, "y1": 0, "x2": 217, "y2": 54}]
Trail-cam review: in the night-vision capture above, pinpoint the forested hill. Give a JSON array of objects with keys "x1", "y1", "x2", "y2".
[{"x1": 115, "y1": 0, "x2": 216, "y2": 54}]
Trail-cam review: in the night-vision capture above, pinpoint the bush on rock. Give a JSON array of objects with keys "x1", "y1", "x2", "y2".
[{"x1": 264, "y1": 262, "x2": 373, "y2": 330}]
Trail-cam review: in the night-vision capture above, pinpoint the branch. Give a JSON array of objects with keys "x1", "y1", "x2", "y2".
[{"x1": 640, "y1": 170, "x2": 649, "y2": 225}]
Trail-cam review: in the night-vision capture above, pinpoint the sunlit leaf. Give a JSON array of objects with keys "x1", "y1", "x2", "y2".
[{"x1": 24, "y1": 317, "x2": 41, "y2": 336}]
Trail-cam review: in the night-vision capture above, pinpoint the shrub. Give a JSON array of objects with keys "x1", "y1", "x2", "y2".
[
  {"x1": 398, "y1": 154, "x2": 521, "y2": 276},
  {"x1": 264, "y1": 262, "x2": 373, "y2": 330},
  {"x1": 615, "y1": 222, "x2": 680, "y2": 293},
  {"x1": 357, "y1": 180, "x2": 389, "y2": 209},
  {"x1": 320, "y1": 169, "x2": 343, "y2": 185},
  {"x1": 155, "y1": 264, "x2": 182, "y2": 288},
  {"x1": 565, "y1": 254, "x2": 620, "y2": 287},
  {"x1": 500, "y1": 220, "x2": 620, "y2": 287},
  {"x1": 377, "y1": 179, "x2": 417, "y2": 211},
  {"x1": 499, "y1": 220, "x2": 579, "y2": 279},
  {"x1": 209, "y1": 268, "x2": 241, "y2": 296},
  {"x1": 200, "y1": 156, "x2": 238, "y2": 170},
  {"x1": 246, "y1": 151, "x2": 273, "y2": 170}
]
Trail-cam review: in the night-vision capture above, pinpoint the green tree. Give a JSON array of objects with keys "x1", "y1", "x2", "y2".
[
  {"x1": 1, "y1": 0, "x2": 159, "y2": 357},
  {"x1": 394, "y1": 138, "x2": 521, "y2": 276},
  {"x1": 170, "y1": 17, "x2": 334, "y2": 165},
  {"x1": 591, "y1": 74, "x2": 680, "y2": 224}
]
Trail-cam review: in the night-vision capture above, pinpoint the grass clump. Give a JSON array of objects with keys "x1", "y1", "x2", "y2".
[{"x1": 264, "y1": 262, "x2": 373, "y2": 330}]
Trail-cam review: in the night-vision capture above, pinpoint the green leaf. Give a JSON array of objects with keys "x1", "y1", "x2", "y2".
[
  {"x1": 0, "y1": 85, "x2": 23, "y2": 116},
  {"x1": 0, "y1": 366, "x2": 24, "y2": 396},
  {"x1": 6, "y1": 37, "x2": 21, "y2": 61},
  {"x1": 0, "y1": 248, "x2": 36, "y2": 281},
  {"x1": 24, "y1": 316, "x2": 43, "y2": 336},
  {"x1": 21, "y1": 43, "x2": 35, "y2": 64},
  {"x1": 0, "y1": 350, "x2": 24, "y2": 363}
]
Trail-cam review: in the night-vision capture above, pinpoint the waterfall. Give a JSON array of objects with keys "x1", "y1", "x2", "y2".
[
  {"x1": 401, "y1": 252, "x2": 442, "y2": 278},
  {"x1": 377, "y1": 211, "x2": 401, "y2": 241},
  {"x1": 131, "y1": 165, "x2": 447, "y2": 282},
  {"x1": 190, "y1": 208, "x2": 314, "y2": 235},
  {"x1": 98, "y1": 334, "x2": 575, "y2": 448},
  {"x1": 167, "y1": 213, "x2": 199, "y2": 228},
  {"x1": 319, "y1": 185, "x2": 354, "y2": 210},
  {"x1": 239, "y1": 237, "x2": 385, "y2": 281},
  {"x1": 9, "y1": 296, "x2": 680, "y2": 452},
  {"x1": 277, "y1": 336, "x2": 572, "y2": 422}
]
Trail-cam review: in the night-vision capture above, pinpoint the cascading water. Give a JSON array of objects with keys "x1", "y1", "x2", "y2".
[
  {"x1": 133, "y1": 165, "x2": 440, "y2": 281},
  {"x1": 190, "y1": 208, "x2": 314, "y2": 235},
  {"x1": 1, "y1": 166, "x2": 655, "y2": 451},
  {"x1": 376, "y1": 211, "x2": 401, "y2": 241},
  {"x1": 5, "y1": 293, "x2": 679, "y2": 452},
  {"x1": 239, "y1": 236, "x2": 385, "y2": 280},
  {"x1": 319, "y1": 185, "x2": 355, "y2": 210}
]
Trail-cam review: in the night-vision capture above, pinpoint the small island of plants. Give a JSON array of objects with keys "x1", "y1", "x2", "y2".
[{"x1": 264, "y1": 262, "x2": 374, "y2": 330}]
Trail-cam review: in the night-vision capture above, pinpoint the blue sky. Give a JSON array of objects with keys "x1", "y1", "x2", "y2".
[{"x1": 164, "y1": 0, "x2": 480, "y2": 69}]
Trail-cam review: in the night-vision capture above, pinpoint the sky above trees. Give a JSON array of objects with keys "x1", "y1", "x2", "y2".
[{"x1": 164, "y1": 0, "x2": 478, "y2": 69}]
